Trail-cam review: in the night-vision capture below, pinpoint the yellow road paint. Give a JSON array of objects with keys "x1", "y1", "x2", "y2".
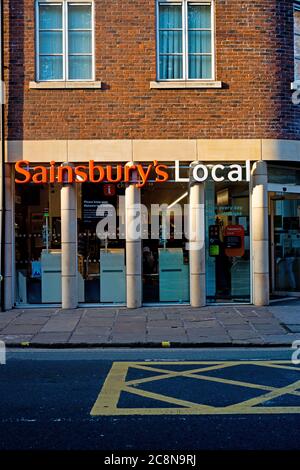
[{"x1": 90, "y1": 361, "x2": 300, "y2": 416}]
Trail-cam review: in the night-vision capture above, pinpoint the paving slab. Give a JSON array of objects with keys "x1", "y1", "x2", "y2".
[
  {"x1": 75, "y1": 326, "x2": 112, "y2": 335},
  {"x1": 83, "y1": 309, "x2": 117, "y2": 317},
  {"x1": 237, "y1": 310, "x2": 259, "y2": 318},
  {"x1": 84, "y1": 313, "x2": 116, "y2": 319},
  {"x1": 147, "y1": 319, "x2": 183, "y2": 327},
  {"x1": 40, "y1": 318, "x2": 81, "y2": 333},
  {"x1": 256, "y1": 311, "x2": 274, "y2": 318},
  {"x1": 13, "y1": 310, "x2": 56, "y2": 318},
  {"x1": 145, "y1": 314, "x2": 168, "y2": 320},
  {"x1": 147, "y1": 325, "x2": 186, "y2": 333},
  {"x1": 115, "y1": 320, "x2": 146, "y2": 327},
  {"x1": 0, "y1": 324, "x2": 43, "y2": 335},
  {"x1": 10, "y1": 317, "x2": 50, "y2": 326},
  {"x1": 235, "y1": 307, "x2": 260, "y2": 313},
  {"x1": 118, "y1": 310, "x2": 147, "y2": 317},
  {"x1": 249, "y1": 317, "x2": 283, "y2": 325},
  {"x1": 252, "y1": 324, "x2": 287, "y2": 334},
  {"x1": 166, "y1": 313, "x2": 185, "y2": 320},
  {"x1": 185, "y1": 327, "x2": 227, "y2": 337},
  {"x1": 0, "y1": 312, "x2": 21, "y2": 321},
  {"x1": 214, "y1": 313, "x2": 241, "y2": 321},
  {"x1": 31, "y1": 332, "x2": 72, "y2": 344},
  {"x1": 54, "y1": 309, "x2": 85, "y2": 315},
  {"x1": 113, "y1": 324, "x2": 146, "y2": 332},
  {"x1": 219, "y1": 318, "x2": 251, "y2": 326},
  {"x1": 183, "y1": 320, "x2": 221, "y2": 328},
  {"x1": 77, "y1": 318, "x2": 115, "y2": 327},
  {"x1": 0, "y1": 319, "x2": 16, "y2": 330},
  {"x1": 118, "y1": 316, "x2": 147, "y2": 322},
  {"x1": 197, "y1": 316, "x2": 219, "y2": 322},
  {"x1": 222, "y1": 324, "x2": 254, "y2": 332},
  {"x1": 270, "y1": 309, "x2": 300, "y2": 325},
  {"x1": 227, "y1": 330, "x2": 263, "y2": 340},
  {"x1": 185, "y1": 330, "x2": 228, "y2": 340}
]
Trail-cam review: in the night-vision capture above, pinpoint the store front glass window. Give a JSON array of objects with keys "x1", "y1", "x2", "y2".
[
  {"x1": 15, "y1": 183, "x2": 61, "y2": 305},
  {"x1": 271, "y1": 195, "x2": 300, "y2": 293},
  {"x1": 141, "y1": 182, "x2": 189, "y2": 304},
  {"x1": 205, "y1": 173, "x2": 250, "y2": 303},
  {"x1": 77, "y1": 182, "x2": 126, "y2": 304},
  {"x1": 268, "y1": 165, "x2": 300, "y2": 186}
]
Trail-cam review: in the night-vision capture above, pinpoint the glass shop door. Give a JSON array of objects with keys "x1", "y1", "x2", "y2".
[{"x1": 270, "y1": 191, "x2": 300, "y2": 296}]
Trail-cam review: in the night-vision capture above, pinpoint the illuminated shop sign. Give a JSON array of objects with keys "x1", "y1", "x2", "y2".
[{"x1": 15, "y1": 160, "x2": 251, "y2": 187}]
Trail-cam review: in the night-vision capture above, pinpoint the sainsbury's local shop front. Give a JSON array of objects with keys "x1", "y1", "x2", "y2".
[{"x1": 4, "y1": 152, "x2": 300, "y2": 310}]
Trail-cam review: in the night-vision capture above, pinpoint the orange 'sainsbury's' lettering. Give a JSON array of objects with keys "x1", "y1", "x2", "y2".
[
  {"x1": 74, "y1": 165, "x2": 88, "y2": 183},
  {"x1": 57, "y1": 165, "x2": 74, "y2": 184},
  {"x1": 32, "y1": 166, "x2": 47, "y2": 184},
  {"x1": 106, "y1": 165, "x2": 123, "y2": 183},
  {"x1": 136, "y1": 164, "x2": 152, "y2": 188},
  {"x1": 155, "y1": 163, "x2": 169, "y2": 183},
  {"x1": 124, "y1": 164, "x2": 137, "y2": 183},
  {"x1": 89, "y1": 161, "x2": 105, "y2": 183},
  {"x1": 49, "y1": 160, "x2": 56, "y2": 184},
  {"x1": 15, "y1": 160, "x2": 31, "y2": 183},
  {"x1": 14, "y1": 160, "x2": 171, "y2": 185}
]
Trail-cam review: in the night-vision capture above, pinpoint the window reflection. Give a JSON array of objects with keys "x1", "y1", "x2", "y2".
[
  {"x1": 77, "y1": 182, "x2": 126, "y2": 304},
  {"x1": 205, "y1": 178, "x2": 251, "y2": 303},
  {"x1": 15, "y1": 184, "x2": 61, "y2": 304}
]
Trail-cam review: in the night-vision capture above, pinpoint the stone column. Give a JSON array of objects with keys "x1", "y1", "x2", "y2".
[
  {"x1": 125, "y1": 164, "x2": 142, "y2": 309},
  {"x1": 251, "y1": 160, "x2": 269, "y2": 306},
  {"x1": 3, "y1": 164, "x2": 14, "y2": 310},
  {"x1": 189, "y1": 162, "x2": 206, "y2": 307},
  {"x1": 61, "y1": 180, "x2": 78, "y2": 309}
]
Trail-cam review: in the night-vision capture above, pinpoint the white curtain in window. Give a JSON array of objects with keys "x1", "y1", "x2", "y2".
[
  {"x1": 69, "y1": 56, "x2": 92, "y2": 79},
  {"x1": 39, "y1": 4, "x2": 62, "y2": 29},
  {"x1": 68, "y1": 4, "x2": 92, "y2": 80},
  {"x1": 159, "y1": 5, "x2": 183, "y2": 79},
  {"x1": 39, "y1": 4, "x2": 63, "y2": 80},
  {"x1": 40, "y1": 56, "x2": 63, "y2": 80},
  {"x1": 188, "y1": 4, "x2": 212, "y2": 79}
]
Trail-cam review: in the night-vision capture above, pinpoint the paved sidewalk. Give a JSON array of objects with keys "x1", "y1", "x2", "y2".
[{"x1": 1, "y1": 300, "x2": 300, "y2": 347}]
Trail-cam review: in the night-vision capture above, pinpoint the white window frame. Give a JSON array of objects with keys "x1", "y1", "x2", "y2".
[
  {"x1": 156, "y1": 0, "x2": 215, "y2": 81},
  {"x1": 294, "y1": 2, "x2": 300, "y2": 84},
  {"x1": 35, "y1": 0, "x2": 95, "y2": 82}
]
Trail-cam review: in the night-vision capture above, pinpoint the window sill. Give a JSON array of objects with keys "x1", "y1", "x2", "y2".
[
  {"x1": 150, "y1": 80, "x2": 223, "y2": 89},
  {"x1": 29, "y1": 81, "x2": 102, "y2": 89}
]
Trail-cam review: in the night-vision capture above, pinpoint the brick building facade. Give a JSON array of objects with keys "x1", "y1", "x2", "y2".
[
  {"x1": 2, "y1": 0, "x2": 300, "y2": 310},
  {"x1": 4, "y1": 0, "x2": 300, "y2": 140}
]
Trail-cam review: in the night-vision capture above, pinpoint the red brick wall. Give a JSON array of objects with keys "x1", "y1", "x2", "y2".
[{"x1": 4, "y1": 0, "x2": 300, "y2": 140}]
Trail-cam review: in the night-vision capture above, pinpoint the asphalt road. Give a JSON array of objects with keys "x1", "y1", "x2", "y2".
[{"x1": 1, "y1": 348, "x2": 300, "y2": 451}]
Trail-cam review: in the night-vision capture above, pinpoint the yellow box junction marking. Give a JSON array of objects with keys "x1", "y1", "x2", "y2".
[{"x1": 90, "y1": 361, "x2": 300, "y2": 416}]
